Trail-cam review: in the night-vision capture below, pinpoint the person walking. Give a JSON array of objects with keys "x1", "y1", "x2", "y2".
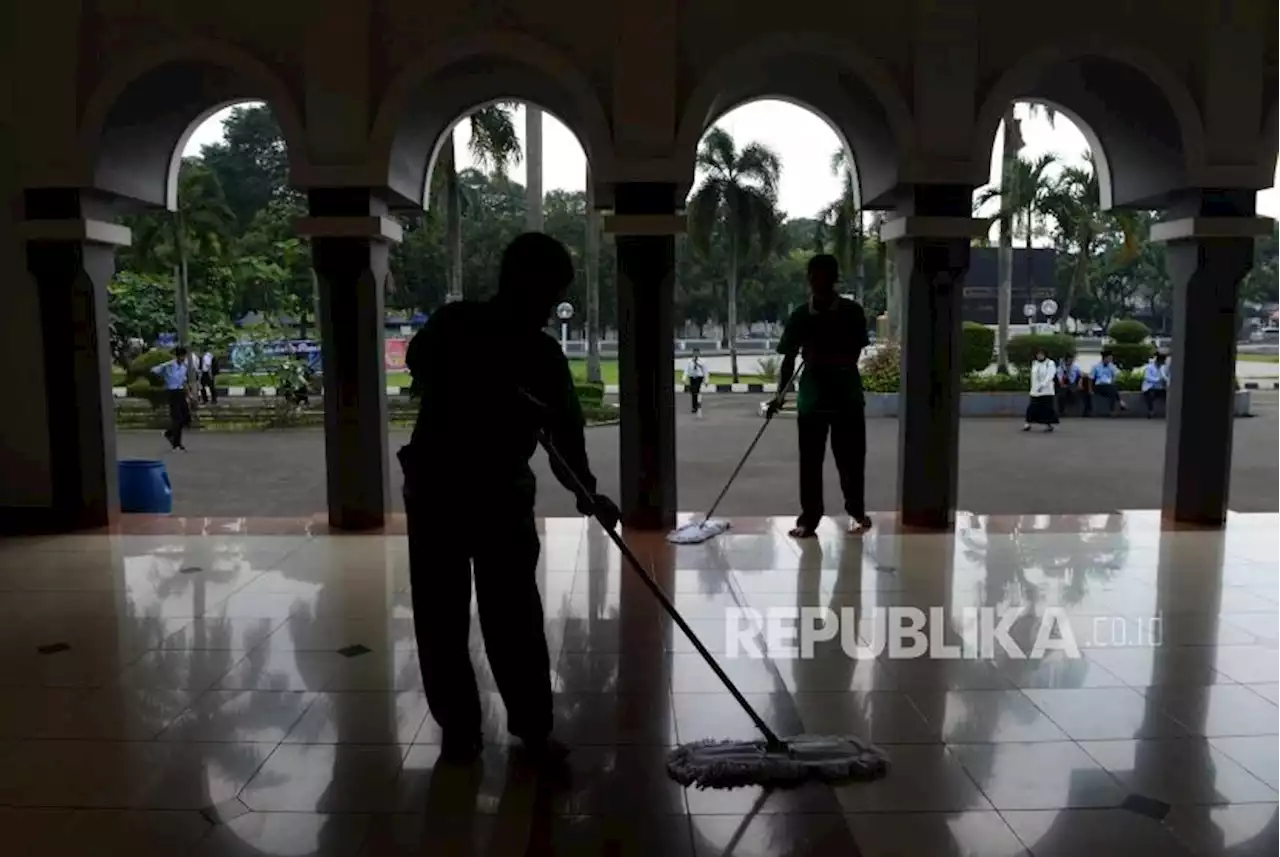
[
  {"x1": 683, "y1": 349, "x2": 707, "y2": 416},
  {"x1": 152, "y1": 346, "x2": 191, "y2": 450},
  {"x1": 400, "y1": 233, "x2": 619, "y2": 768},
  {"x1": 1090, "y1": 351, "x2": 1127, "y2": 416},
  {"x1": 199, "y1": 347, "x2": 218, "y2": 405},
  {"x1": 1141, "y1": 352, "x2": 1169, "y2": 417},
  {"x1": 770, "y1": 254, "x2": 873, "y2": 538},
  {"x1": 1023, "y1": 347, "x2": 1059, "y2": 432}
]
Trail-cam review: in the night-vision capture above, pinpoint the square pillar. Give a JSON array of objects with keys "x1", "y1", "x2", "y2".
[
  {"x1": 298, "y1": 190, "x2": 402, "y2": 530},
  {"x1": 607, "y1": 184, "x2": 681, "y2": 530},
  {"x1": 880, "y1": 187, "x2": 980, "y2": 530},
  {"x1": 1151, "y1": 192, "x2": 1270, "y2": 526},
  {"x1": 19, "y1": 189, "x2": 131, "y2": 531}
]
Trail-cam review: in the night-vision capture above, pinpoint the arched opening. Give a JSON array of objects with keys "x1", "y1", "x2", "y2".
[
  {"x1": 381, "y1": 99, "x2": 620, "y2": 520},
  {"x1": 675, "y1": 98, "x2": 890, "y2": 521}
]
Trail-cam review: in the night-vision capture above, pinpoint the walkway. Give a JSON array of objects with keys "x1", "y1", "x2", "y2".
[{"x1": 117, "y1": 394, "x2": 1280, "y2": 519}]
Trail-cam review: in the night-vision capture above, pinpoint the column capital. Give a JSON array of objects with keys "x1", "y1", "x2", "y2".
[
  {"x1": 879, "y1": 216, "x2": 986, "y2": 243},
  {"x1": 18, "y1": 218, "x2": 131, "y2": 247},
  {"x1": 1149, "y1": 216, "x2": 1274, "y2": 244},
  {"x1": 295, "y1": 215, "x2": 403, "y2": 244}
]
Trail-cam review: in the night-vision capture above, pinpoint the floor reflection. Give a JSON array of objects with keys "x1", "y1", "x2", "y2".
[{"x1": 0, "y1": 511, "x2": 1274, "y2": 855}]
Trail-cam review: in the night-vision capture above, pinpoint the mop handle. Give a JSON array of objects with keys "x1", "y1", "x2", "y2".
[
  {"x1": 520, "y1": 388, "x2": 784, "y2": 748},
  {"x1": 700, "y1": 360, "x2": 805, "y2": 523}
]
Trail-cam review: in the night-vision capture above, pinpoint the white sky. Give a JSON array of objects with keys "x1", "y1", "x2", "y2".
[{"x1": 184, "y1": 100, "x2": 1279, "y2": 220}]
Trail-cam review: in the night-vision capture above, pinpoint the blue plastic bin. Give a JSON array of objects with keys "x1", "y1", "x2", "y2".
[{"x1": 118, "y1": 459, "x2": 173, "y2": 513}]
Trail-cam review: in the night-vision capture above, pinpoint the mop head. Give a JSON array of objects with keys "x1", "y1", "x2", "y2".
[
  {"x1": 666, "y1": 734, "x2": 889, "y2": 789},
  {"x1": 666, "y1": 518, "x2": 732, "y2": 544}
]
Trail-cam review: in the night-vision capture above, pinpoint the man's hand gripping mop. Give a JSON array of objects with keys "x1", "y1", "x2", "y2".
[
  {"x1": 519, "y1": 386, "x2": 888, "y2": 790},
  {"x1": 665, "y1": 362, "x2": 806, "y2": 545}
]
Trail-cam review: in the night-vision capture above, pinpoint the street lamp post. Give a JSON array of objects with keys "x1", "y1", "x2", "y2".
[{"x1": 556, "y1": 301, "x2": 574, "y2": 355}]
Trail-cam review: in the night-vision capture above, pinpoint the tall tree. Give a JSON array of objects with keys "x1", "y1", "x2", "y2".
[
  {"x1": 688, "y1": 127, "x2": 782, "y2": 382},
  {"x1": 584, "y1": 164, "x2": 602, "y2": 383},
  {"x1": 200, "y1": 104, "x2": 298, "y2": 232},
  {"x1": 822, "y1": 148, "x2": 863, "y2": 301},
  {"x1": 525, "y1": 105, "x2": 544, "y2": 232},
  {"x1": 439, "y1": 105, "x2": 522, "y2": 301},
  {"x1": 1041, "y1": 153, "x2": 1137, "y2": 330}
]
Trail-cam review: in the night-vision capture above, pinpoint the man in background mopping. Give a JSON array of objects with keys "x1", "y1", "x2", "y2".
[
  {"x1": 768, "y1": 254, "x2": 872, "y2": 538},
  {"x1": 401, "y1": 232, "x2": 620, "y2": 768}
]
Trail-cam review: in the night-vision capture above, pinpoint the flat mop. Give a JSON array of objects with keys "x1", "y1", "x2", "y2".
[
  {"x1": 665, "y1": 362, "x2": 806, "y2": 545},
  {"x1": 525, "y1": 389, "x2": 888, "y2": 790}
]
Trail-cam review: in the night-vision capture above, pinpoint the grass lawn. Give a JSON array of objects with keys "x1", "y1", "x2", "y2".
[
  {"x1": 113, "y1": 360, "x2": 769, "y2": 390},
  {"x1": 1238, "y1": 353, "x2": 1279, "y2": 363}
]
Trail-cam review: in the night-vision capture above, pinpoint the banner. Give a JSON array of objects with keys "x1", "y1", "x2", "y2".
[{"x1": 385, "y1": 337, "x2": 408, "y2": 372}]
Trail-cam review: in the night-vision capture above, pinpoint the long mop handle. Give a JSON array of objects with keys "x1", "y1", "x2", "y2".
[
  {"x1": 700, "y1": 360, "x2": 805, "y2": 523},
  {"x1": 525, "y1": 405, "x2": 784, "y2": 749}
]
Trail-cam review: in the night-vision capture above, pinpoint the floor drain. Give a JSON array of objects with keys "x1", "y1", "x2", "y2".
[
  {"x1": 337, "y1": 644, "x2": 372, "y2": 658},
  {"x1": 37, "y1": 642, "x2": 71, "y2": 655}
]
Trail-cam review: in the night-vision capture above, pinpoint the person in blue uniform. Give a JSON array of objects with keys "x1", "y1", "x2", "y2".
[{"x1": 1090, "y1": 351, "x2": 1127, "y2": 416}]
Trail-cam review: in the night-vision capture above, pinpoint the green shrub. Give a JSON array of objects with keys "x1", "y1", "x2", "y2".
[
  {"x1": 1107, "y1": 319, "x2": 1151, "y2": 344},
  {"x1": 1006, "y1": 333, "x2": 1077, "y2": 367},
  {"x1": 962, "y1": 372, "x2": 1027, "y2": 392},
  {"x1": 575, "y1": 382, "x2": 605, "y2": 407},
  {"x1": 960, "y1": 323, "x2": 995, "y2": 375},
  {"x1": 1107, "y1": 343, "x2": 1155, "y2": 370},
  {"x1": 127, "y1": 349, "x2": 175, "y2": 386},
  {"x1": 860, "y1": 342, "x2": 901, "y2": 393},
  {"x1": 756, "y1": 356, "x2": 780, "y2": 380},
  {"x1": 125, "y1": 377, "x2": 168, "y2": 408}
]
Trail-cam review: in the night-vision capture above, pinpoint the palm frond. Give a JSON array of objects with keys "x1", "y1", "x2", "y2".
[
  {"x1": 468, "y1": 105, "x2": 522, "y2": 177},
  {"x1": 687, "y1": 179, "x2": 725, "y2": 256},
  {"x1": 736, "y1": 142, "x2": 782, "y2": 195}
]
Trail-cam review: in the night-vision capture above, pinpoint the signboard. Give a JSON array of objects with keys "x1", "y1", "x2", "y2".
[
  {"x1": 384, "y1": 337, "x2": 408, "y2": 372},
  {"x1": 556, "y1": 301, "x2": 575, "y2": 321},
  {"x1": 1022, "y1": 303, "x2": 1037, "y2": 318},
  {"x1": 1040, "y1": 299, "x2": 1059, "y2": 316}
]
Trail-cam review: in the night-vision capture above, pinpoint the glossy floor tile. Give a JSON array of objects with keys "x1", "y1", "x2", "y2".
[{"x1": 0, "y1": 511, "x2": 1274, "y2": 854}]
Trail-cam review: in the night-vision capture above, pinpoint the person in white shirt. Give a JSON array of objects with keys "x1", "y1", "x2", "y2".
[
  {"x1": 683, "y1": 348, "x2": 707, "y2": 416},
  {"x1": 1023, "y1": 347, "x2": 1059, "y2": 432},
  {"x1": 199, "y1": 348, "x2": 217, "y2": 404}
]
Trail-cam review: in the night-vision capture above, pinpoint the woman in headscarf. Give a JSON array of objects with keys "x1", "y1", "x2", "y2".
[{"x1": 1023, "y1": 347, "x2": 1059, "y2": 432}]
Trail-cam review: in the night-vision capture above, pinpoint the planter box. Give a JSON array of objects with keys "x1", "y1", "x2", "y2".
[{"x1": 860, "y1": 390, "x2": 1252, "y2": 418}]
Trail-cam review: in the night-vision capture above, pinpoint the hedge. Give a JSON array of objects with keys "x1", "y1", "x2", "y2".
[
  {"x1": 575, "y1": 382, "x2": 605, "y2": 406},
  {"x1": 1107, "y1": 319, "x2": 1151, "y2": 344},
  {"x1": 127, "y1": 349, "x2": 175, "y2": 386},
  {"x1": 1106, "y1": 342, "x2": 1156, "y2": 370},
  {"x1": 1006, "y1": 333, "x2": 1077, "y2": 367},
  {"x1": 961, "y1": 323, "x2": 995, "y2": 375}
]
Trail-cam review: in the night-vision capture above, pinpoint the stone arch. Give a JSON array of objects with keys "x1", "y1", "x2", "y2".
[
  {"x1": 972, "y1": 35, "x2": 1207, "y2": 209},
  {"x1": 368, "y1": 30, "x2": 614, "y2": 209},
  {"x1": 79, "y1": 38, "x2": 308, "y2": 210},
  {"x1": 1258, "y1": 97, "x2": 1278, "y2": 185},
  {"x1": 674, "y1": 31, "x2": 913, "y2": 208}
]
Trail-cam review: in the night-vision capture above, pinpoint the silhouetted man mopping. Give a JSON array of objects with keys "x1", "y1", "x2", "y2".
[
  {"x1": 401, "y1": 232, "x2": 620, "y2": 767},
  {"x1": 769, "y1": 254, "x2": 873, "y2": 538}
]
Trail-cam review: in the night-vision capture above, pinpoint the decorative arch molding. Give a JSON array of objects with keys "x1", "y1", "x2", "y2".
[
  {"x1": 972, "y1": 34, "x2": 1207, "y2": 209},
  {"x1": 368, "y1": 29, "x2": 614, "y2": 208},
  {"x1": 674, "y1": 31, "x2": 913, "y2": 208},
  {"x1": 78, "y1": 38, "x2": 308, "y2": 210}
]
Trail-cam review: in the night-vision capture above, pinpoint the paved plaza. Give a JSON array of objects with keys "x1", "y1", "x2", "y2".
[{"x1": 118, "y1": 394, "x2": 1280, "y2": 520}]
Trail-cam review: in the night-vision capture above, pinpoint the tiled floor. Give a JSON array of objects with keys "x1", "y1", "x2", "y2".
[{"x1": 0, "y1": 511, "x2": 1275, "y2": 855}]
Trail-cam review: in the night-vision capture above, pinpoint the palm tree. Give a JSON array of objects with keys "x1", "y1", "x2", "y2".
[
  {"x1": 688, "y1": 127, "x2": 782, "y2": 382},
  {"x1": 584, "y1": 163, "x2": 603, "y2": 384},
  {"x1": 822, "y1": 148, "x2": 863, "y2": 302},
  {"x1": 986, "y1": 103, "x2": 1057, "y2": 371},
  {"x1": 439, "y1": 105, "x2": 522, "y2": 301},
  {"x1": 525, "y1": 105, "x2": 544, "y2": 232},
  {"x1": 977, "y1": 148, "x2": 1057, "y2": 362},
  {"x1": 1041, "y1": 154, "x2": 1138, "y2": 330}
]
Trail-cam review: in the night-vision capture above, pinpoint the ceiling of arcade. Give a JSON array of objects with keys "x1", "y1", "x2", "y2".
[{"x1": 5, "y1": 0, "x2": 1276, "y2": 209}]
